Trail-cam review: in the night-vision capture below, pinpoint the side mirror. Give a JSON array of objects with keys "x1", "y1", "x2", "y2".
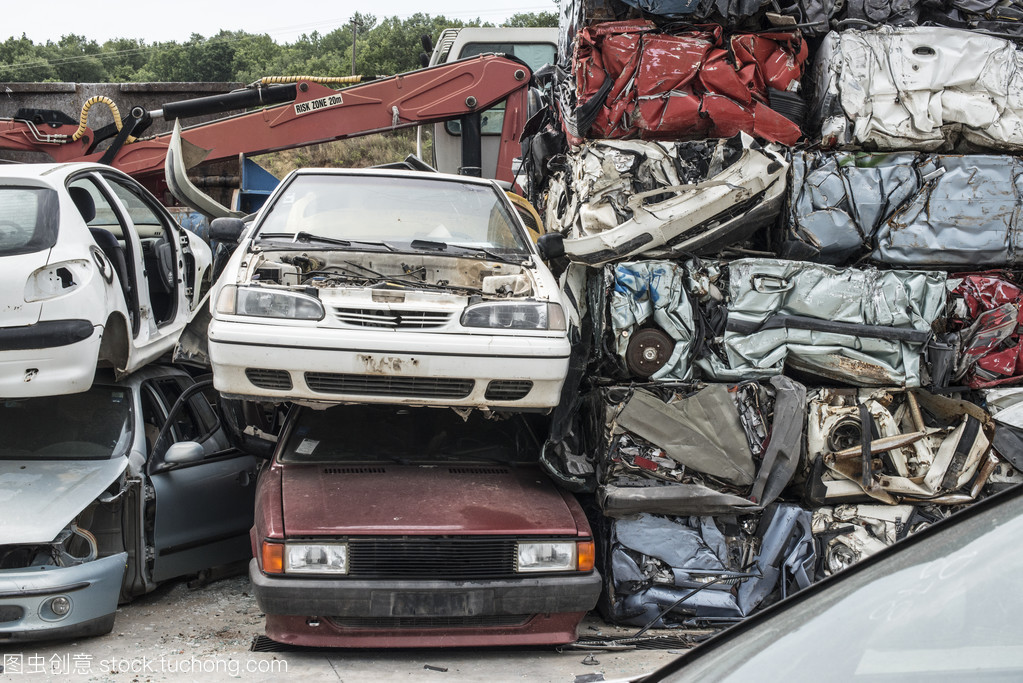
[
  {"x1": 536, "y1": 232, "x2": 565, "y2": 261},
  {"x1": 164, "y1": 441, "x2": 204, "y2": 465},
  {"x1": 209, "y1": 217, "x2": 247, "y2": 243}
]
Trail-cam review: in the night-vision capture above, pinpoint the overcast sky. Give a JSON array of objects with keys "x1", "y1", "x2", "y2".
[{"x1": 4, "y1": 1, "x2": 558, "y2": 44}]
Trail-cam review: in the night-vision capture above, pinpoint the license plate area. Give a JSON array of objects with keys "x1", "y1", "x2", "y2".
[{"x1": 372, "y1": 591, "x2": 493, "y2": 617}]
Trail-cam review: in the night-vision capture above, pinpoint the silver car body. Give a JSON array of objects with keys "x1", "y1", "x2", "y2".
[
  {"x1": 0, "y1": 366, "x2": 257, "y2": 641},
  {"x1": 814, "y1": 26, "x2": 1023, "y2": 152}
]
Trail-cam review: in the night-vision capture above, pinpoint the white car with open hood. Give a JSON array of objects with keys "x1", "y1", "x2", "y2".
[
  {"x1": 205, "y1": 168, "x2": 571, "y2": 409},
  {"x1": 0, "y1": 163, "x2": 211, "y2": 398}
]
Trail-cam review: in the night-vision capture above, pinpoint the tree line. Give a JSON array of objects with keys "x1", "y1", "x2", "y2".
[{"x1": 0, "y1": 11, "x2": 557, "y2": 83}]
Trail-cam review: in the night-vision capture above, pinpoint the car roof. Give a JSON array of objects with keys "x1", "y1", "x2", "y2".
[
  {"x1": 0, "y1": 161, "x2": 124, "y2": 183},
  {"x1": 286, "y1": 166, "x2": 501, "y2": 188}
]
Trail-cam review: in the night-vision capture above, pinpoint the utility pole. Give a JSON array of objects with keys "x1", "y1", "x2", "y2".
[{"x1": 351, "y1": 19, "x2": 357, "y2": 76}]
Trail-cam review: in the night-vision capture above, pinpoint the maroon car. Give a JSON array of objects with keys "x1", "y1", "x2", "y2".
[{"x1": 248, "y1": 405, "x2": 601, "y2": 647}]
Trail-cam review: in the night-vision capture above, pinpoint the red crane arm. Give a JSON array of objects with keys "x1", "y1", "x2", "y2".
[{"x1": 0, "y1": 54, "x2": 531, "y2": 181}]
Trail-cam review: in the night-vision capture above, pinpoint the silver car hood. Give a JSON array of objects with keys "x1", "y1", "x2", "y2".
[{"x1": 0, "y1": 457, "x2": 128, "y2": 544}]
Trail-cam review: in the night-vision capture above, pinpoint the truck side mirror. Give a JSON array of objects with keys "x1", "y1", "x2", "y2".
[
  {"x1": 536, "y1": 232, "x2": 565, "y2": 261},
  {"x1": 209, "y1": 217, "x2": 247, "y2": 243}
]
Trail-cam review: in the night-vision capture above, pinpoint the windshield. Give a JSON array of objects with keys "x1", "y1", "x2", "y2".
[
  {"x1": 0, "y1": 386, "x2": 133, "y2": 460},
  {"x1": 658, "y1": 488, "x2": 1023, "y2": 682},
  {"x1": 255, "y1": 174, "x2": 530, "y2": 255},
  {"x1": 281, "y1": 405, "x2": 546, "y2": 464},
  {"x1": 0, "y1": 186, "x2": 59, "y2": 257}
]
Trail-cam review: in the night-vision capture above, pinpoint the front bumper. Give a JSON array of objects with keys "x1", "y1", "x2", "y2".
[
  {"x1": 0, "y1": 553, "x2": 126, "y2": 642},
  {"x1": 250, "y1": 559, "x2": 601, "y2": 647},
  {"x1": 0, "y1": 322, "x2": 102, "y2": 397},
  {"x1": 208, "y1": 318, "x2": 571, "y2": 408}
]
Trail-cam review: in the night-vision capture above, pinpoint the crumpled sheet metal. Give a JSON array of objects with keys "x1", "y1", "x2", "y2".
[
  {"x1": 949, "y1": 274, "x2": 1023, "y2": 389},
  {"x1": 804, "y1": 387, "x2": 996, "y2": 505},
  {"x1": 571, "y1": 21, "x2": 807, "y2": 145},
  {"x1": 984, "y1": 388, "x2": 1023, "y2": 470},
  {"x1": 545, "y1": 136, "x2": 788, "y2": 266},
  {"x1": 812, "y1": 504, "x2": 919, "y2": 577},
  {"x1": 609, "y1": 261, "x2": 697, "y2": 381},
  {"x1": 784, "y1": 152, "x2": 1023, "y2": 266},
  {"x1": 606, "y1": 505, "x2": 815, "y2": 627},
  {"x1": 599, "y1": 376, "x2": 807, "y2": 516},
  {"x1": 813, "y1": 27, "x2": 1023, "y2": 152},
  {"x1": 776, "y1": 0, "x2": 1023, "y2": 37},
  {"x1": 614, "y1": 0, "x2": 764, "y2": 22},
  {"x1": 700, "y1": 259, "x2": 946, "y2": 387}
]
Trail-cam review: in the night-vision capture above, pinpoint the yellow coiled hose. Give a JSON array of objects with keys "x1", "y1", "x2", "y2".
[
  {"x1": 71, "y1": 96, "x2": 136, "y2": 143},
  {"x1": 257, "y1": 75, "x2": 367, "y2": 85}
]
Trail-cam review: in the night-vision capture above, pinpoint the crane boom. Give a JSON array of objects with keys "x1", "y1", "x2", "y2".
[{"x1": 0, "y1": 54, "x2": 532, "y2": 183}]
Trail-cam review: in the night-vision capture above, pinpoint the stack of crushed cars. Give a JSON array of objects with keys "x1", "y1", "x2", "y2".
[{"x1": 524, "y1": 0, "x2": 1023, "y2": 631}]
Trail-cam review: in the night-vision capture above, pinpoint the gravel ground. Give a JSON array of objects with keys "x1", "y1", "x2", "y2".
[{"x1": 0, "y1": 574, "x2": 686, "y2": 682}]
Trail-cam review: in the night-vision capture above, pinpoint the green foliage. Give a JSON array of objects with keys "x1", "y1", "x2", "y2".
[
  {"x1": 503, "y1": 12, "x2": 559, "y2": 28},
  {"x1": 0, "y1": 12, "x2": 526, "y2": 83}
]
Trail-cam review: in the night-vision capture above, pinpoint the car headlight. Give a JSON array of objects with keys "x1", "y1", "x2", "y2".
[
  {"x1": 517, "y1": 541, "x2": 583, "y2": 573},
  {"x1": 216, "y1": 285, "x2": 324, "y2": 320},
  {"x1": 285, "y1": 542, "x2": 349, "y2": 574},
  {"x1": 461, "y1": 302, "x2": 566, "y2": 331},
  {"x1": 24, "y1": 259, "x2": 92, "y2": 302}
]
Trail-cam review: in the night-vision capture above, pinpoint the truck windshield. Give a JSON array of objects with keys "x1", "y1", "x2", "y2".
[
  {"x1": 0, "y1": 385, "x2": 133, "y2": 460},
  {"x1": 255, "y1": 174, "x2": 530, "y2": 256},
  {"x1": 0, "y1": 186, "x2": 59, "y2": 257},
  {"x1": 281, "y1": 405, "x2": 546, "y2": 464}
]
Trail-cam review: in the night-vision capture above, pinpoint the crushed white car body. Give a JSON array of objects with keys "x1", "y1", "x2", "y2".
[
  {"x1": 0, "y1": 163, "x2": 211, "y2": 397},
  {"x1": 544, "y1": 135, "x2": 788, "y2": 266},
  {"x1": 813, "y1": 26, "x2": 1023, "y2": 151},
  {"x1": 206, "y1": 168, "x2": 571, "y2": 409}
]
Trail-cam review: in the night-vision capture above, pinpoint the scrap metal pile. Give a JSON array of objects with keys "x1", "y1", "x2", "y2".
[{"x1": 527, "y1": 0, "x2": 1023, "y2": 630}]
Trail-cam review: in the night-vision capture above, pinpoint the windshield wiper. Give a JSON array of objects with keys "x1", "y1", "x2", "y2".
[
  {"x1": 409, "y1": 239, "x2": 524, "y2": 265},
  {"x1": 258, "y1": 232, "x2": 395, "y2": 251}
]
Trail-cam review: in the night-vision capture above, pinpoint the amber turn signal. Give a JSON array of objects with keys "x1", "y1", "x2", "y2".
[
  {"x1": 261, "y1": 541, "x2": 285, "y2": 574},
  {"x1": 577, "y1": 541, "x2": 595, "y2": 572}
]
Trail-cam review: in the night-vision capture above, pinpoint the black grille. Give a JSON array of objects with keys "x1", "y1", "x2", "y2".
[
  {"x1": 347, "y1": 537, "x2": 518, "y2": 579},
  {"x1": 333, "y1": 307, "x2": 453, "y2": 329},
  {"x1": 484, "y1": 380, "x2": 533, "y2": 401},
  {"x1": 245, "y1": 368, "x2": 293, "y2": 390},
  {"x1": 327, "y1": 615, "x2": 531, "y2": 629},
  {"x1": 447, "y1": 467, "x2": 509, "y2": 475},
  {"x1": 0, "y1": 605, "x2": 24, "y2": 623},
  {"x1": 323, "y1": 467, "x2": 386, "y2": 475},
  {"x1": 305, "y1": 373, "x2": 474, "y2": 399}
]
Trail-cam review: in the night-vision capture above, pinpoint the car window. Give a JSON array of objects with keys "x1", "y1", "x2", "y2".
[
  {"x1": 0, "y1": 186, "x2": 59, "y2": 257},
  {"x1": 657, "y1": 489, "x2": 1023, "y2": 682},
  {"x1": 281, "y1": 405, "x2": 545, "y2": 464},
  {"x1": 151, "y1": 378, "x2": 205, "y2": 442},
  {"x1": 146, "y1": 378, "x2": 227, "y2": 465},
  {"x1": 68, "y1": 177, "x2": 124, "y2": 236},
  {"x1": 104, "y1": 175, "x2": 173, "y2": 239},
  {"x1": 256, "y1": 174, "x2": 529, "y2": 253},
  {"x1": 0, "y1": 385, "x2": 133, "y2": 460},
  {"x1": 445, "y1": 42, "x2": 555, "y2": 136}
]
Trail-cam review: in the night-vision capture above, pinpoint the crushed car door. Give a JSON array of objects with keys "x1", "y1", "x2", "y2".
[{"x1": 145, "y1": 376, "x2": 258, "y2": 583}]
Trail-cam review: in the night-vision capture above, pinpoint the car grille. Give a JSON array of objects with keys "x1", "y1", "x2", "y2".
[
  {"x1": 304, "y1": 373, "x2": 474, "y2": 399},
  {"x1": 245, "y1": 368, "x2": 293, "y2": 390},
  {"x1": 484, "y1": 380, "x2": 533, "y2": 401},
  {"x1": 327, "y1": 615, "x2": 531, "y2": 629},
  {"x1": 346, "y1": 537, "x2": 519, "y2": 579},
  {"x1": 332, "y1": 307, "x2": 453, "y2": 329}
]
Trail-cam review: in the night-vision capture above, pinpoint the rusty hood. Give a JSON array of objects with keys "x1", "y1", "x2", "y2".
[{"x1": 281, "y1": 463, "x2": 581, "y2": 536}]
